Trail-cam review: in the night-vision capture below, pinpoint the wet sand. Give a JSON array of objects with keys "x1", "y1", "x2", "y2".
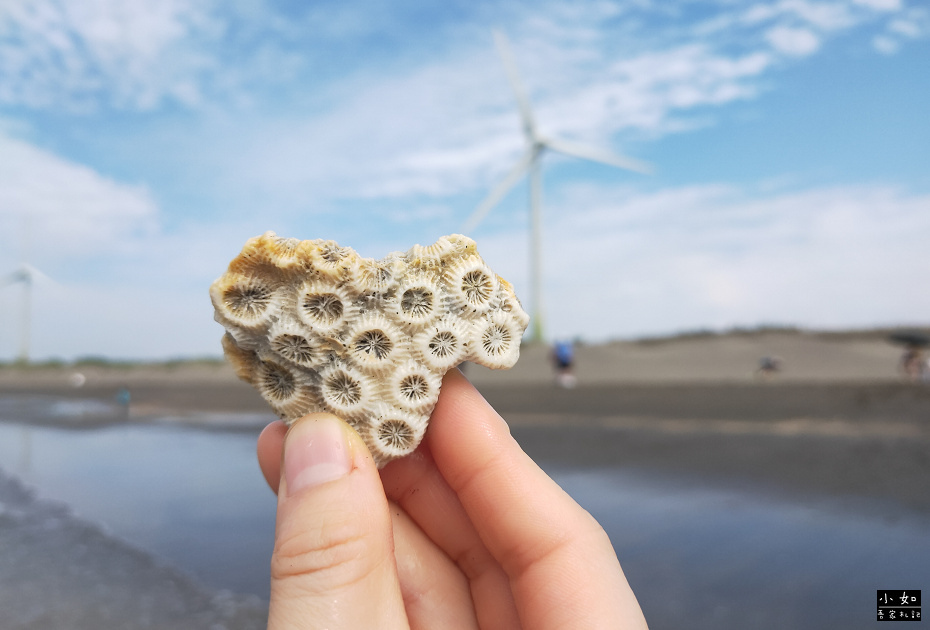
[
  {"x1": 1, "y1": 331, "x2": 928, "y2": 629},
  {"x1": 0, "y1": 468, "x2": 268, "y2": 629},
  {"x1": 2, "y1": 330, "x2": 929, "y2": 513}
]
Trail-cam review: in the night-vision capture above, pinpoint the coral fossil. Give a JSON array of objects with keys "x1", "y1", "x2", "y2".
[{"x1": 210, "y1": 232, "x2": 529, "y2": 467}]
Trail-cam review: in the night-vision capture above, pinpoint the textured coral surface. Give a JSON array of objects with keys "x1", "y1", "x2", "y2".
[{"x1": 210, "y1": 232, "x2": 529, "y2": 466}]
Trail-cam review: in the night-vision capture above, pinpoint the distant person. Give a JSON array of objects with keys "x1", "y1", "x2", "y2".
[
  {"x1": 551, "y1": 339, "x2": 577, "y2": 388},
  {"x1": 115, "y1": 387, "x2": 131, "y2": 420},
  {"x1": 256, "y1": 370, "x2": 648, "y2": 629},
  {"x1": 755, "y1": 356, "x2": 782, "y2": 379},
  {"x1": 900, "y1": 347, "x2": 926, "y2": 382}
]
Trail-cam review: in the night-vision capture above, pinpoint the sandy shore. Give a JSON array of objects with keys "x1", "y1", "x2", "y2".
[
  {"x1": 0, "y1": 468, "x2": 268, "y2": 630},
  {"x1": 2, "y1": 331, "x2": 928, "y2": 514},
  {"x1": 1, "y1": 330, "x2": 928, "y2": 629},
  {"x1": 0, "y1": 329, "x2": 916, "y2": 387}
]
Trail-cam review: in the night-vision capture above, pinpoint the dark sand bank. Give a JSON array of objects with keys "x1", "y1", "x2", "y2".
[
  {"x1": 0, "y1": 326, "x2": 916, "y2": 386},
  {"x1": 0, "y1": 469, "x2": 268, "y2": 630},
  {"x1": 2, "y1": 367, "x2": 928, "y2": 513},
  {"x1": 2, "y1": 340, "x2": 929, "y2": 629}
]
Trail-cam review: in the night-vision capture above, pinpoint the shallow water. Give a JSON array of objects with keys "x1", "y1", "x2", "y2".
[
  {"x1": 1, "y1": 394, "x2": 927, "y2": 629},
  {"x1": 0, "y1": 410, "x2": 278, "y2": 597},
  {"x1": 554, "y1": 468, "x2": 929, "y2": 628}
]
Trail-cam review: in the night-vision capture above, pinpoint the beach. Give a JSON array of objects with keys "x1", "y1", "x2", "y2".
[{"x1": 1, "y1": 329, "x2": 928, "y2": 628}]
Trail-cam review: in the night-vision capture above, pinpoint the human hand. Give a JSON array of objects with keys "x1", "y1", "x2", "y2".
[{"x1": 256, "y1": 368, "x2": 648, "y2": 629}]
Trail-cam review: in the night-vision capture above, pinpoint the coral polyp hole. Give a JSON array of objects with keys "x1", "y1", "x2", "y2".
[
  {"x1": 429, "y1": 330, "x2": 459, "y2": 359},
  {"x1": 320, "y1": 243, "x2": 347, "y2": 264},
  {"x1": 324, "y1": 371, "x2": 362, "y2": 407},
  {"x1": 481, "y1": 323, "x2": 512, "y2": 356},
  {"x1": 401, "y1": 288, "x2": 434, "y2": 319},
  {"x1": 378, "y1": 419, "x2": 415, "y2": 450},
  {"x1": 462, "y1": 270, "x2": 494, "y2": 306},
  {"x1": 271, "y1": 334, "x2": 314, "y2": 364},
  {"x1": 261, "y1": 363, "x2": 297, "y2": 401},
  {"x1": 225, "y1": 285, "x2": 272, "y2": 319},
  {"x1": 354, "y1": 330, "x2": 393, "y2": 360},
  {"x1": 399, "y1": 374, "x2": 430, "y2": 402},
  {"x1": 302, "y1": 293, "x2": 343, "y2": 325}
]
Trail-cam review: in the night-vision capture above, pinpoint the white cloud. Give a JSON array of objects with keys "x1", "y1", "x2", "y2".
[
  {"x1": 870, "y1": 7, "x2": 929, "y2": 54},
  {"x1": 3, "y1": 153, "x2": 928, "y2": 359},
  {"x1": 781, "y1": 0, "x2": 856, "y2": 30},
  {"x1": 889, "y1": 17, "x2": 922, "y2": 37},
  {"x1": 1, "y1": 0, "x2": 926, "y2": 359},
  {"x1": 765, "y1": 25, "x2": 822, "y2": 56},
  {"x1": 872, "y1": 35, "x2": 900, "y2": 53},
  {"x1": 742, "y1": 0, "x2": 855, "y2": 31},
  {"x1": 0, "y1": 134, "x2": 279, "y2": 360},
  {"x1": 205, "y1": 40, "x2": 775, "y2": 211},
  {"x1": 0, "y1": 0, "x2": 222, "y2": 109},
  {"x1": 481, "y1": 183, "x2": 930, "y2": 341},
  {"x1": 0, "y1": 132, "x2": 159, "y2": 262},
  {"x1": 852, "y1": 0, "x2": 901, "y2": 11}
]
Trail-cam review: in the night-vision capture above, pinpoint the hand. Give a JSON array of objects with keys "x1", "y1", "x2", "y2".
[{"x1": 257, "y1": 368, "x2": 648, "y2": 629}]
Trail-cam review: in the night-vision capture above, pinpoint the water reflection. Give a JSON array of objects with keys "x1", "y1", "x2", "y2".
[
  {"x1": 0, "y1": 419, "x2": 277, "y2": 598},
  {"x1": 1, "y1": 395, "x2": 928, "y2": 629},
  {"x1": 554, "y1": 468, "x2": 930, "y2": 629}
]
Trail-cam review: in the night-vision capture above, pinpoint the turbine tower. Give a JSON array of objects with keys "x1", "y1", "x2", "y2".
[
  {"x1": 2, "y1": 263, "x2": 49, "y2": 364},
  {"x1": 463, "y1": 30, "x2": 651, "y2": 344}
]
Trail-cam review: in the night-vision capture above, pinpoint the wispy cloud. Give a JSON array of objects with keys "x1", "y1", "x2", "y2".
[
  {"x1": 0, "y1": 0, "x2": 925, "y2": 359},
  {"x1": 0, "y1": 0, "x2": 227, "y2": 110},
  {"x1": 6, "y1": 177, "x2": 927, "y2": 359},
  {"x1": 765, "y1": 25, "x2": 821, "y2": 55},
  {"x1": 164, "y1": 0, "x2": 918, "y2": 207},
  {"x1": 0, "y1": 132, "x2": 159, "y2": 261},
  {"x1": 872, "y1": 5, "x2": 929, "y2": 53},
  {"x1": 528, "y1": 183, "x2": 930, "y2": 339}
]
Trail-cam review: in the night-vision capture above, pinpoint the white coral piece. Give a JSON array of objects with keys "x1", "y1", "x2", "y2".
[
  {"x1": 256, "y1": 360, "x2": 320, "y2": 420},
  {"x1": 318, "y1": 363, "x2": 372, "y2": 420},
  {"x1": 468, "y1": 311, "x2": 523, "y2": 369},
  {"x1": 210, "y1": 232, "x2": 529, "y2": 467},
  {"x1": 295, "y1": 280, "x2": 351, "y2": 334},
  {"x1": 366, "y1": 403, "x2": 426, "y2": 463},
  {"x1": 210, "y1": 274, "x2": 282, "y2": 331},
  {"x1": 387, "y1": 359, "x2": 443, "y2": 414},
  {"x1": 344, "y1": 314, "x2": 405, "y2": 375},
  {"x1": 267, "y1": 318, "x2": 323, "y2": 368},
  {"x1": 414, "y1": 317, "x2": 470, "y2": 372},
  {"x1": 393, "y1": 278, "x2": 440, "y2": 330},
  {"x1": 443, "y1": 255, "x2": 499, "y2": 316}
]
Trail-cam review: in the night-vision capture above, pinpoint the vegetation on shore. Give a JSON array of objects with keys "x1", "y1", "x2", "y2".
[
  {"x1": 627, "y1": 325, "x2": 930, "y2": 347},
  {"x1": 0, "y1": 357, "x2": 227, "y2": 370}
]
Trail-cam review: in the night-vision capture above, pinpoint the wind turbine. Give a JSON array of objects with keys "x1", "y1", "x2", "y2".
[
  {"x1": 2, "y1": 263, "x2": 50, "y2": 364},
  {"x1": 463, "y1": 30, "x2": 652, "y2": 344}
]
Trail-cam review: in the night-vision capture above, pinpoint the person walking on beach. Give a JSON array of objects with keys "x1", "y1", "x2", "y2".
[
  {"x1": 900, "y1": 346, "x2": 926, "y2": 382},
  {"x1": 551, "y1": 339, "x2": 577, "y2": 388},
  {"x1": 256, "y1": 369, "x2": 648, "y2": 629},
  {"x1": 755, "y1": 355, "x2": 782, "y2": 380}
]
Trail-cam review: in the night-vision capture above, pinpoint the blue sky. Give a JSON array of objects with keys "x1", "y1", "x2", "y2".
[{"x1": 1, "y1": 0, "x2": 928, "y2": 361}]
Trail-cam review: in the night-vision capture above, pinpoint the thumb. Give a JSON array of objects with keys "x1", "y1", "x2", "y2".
[{"x1": 268, "y1": 413, "x2": 409, "y2": 630}]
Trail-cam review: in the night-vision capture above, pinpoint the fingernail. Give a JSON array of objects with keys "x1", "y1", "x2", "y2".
[{"x1": 284, "y1": 415, "x2": 352, "y2": 495}]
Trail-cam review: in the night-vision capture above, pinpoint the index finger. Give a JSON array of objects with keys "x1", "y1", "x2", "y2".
[{"x1": 428, "y1": 369, "x2": 648, "y2": 630}]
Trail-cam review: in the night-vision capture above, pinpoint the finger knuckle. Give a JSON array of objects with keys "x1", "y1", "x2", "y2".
[{"x1": 271, "y1": 518, "x2": 376, "y2": 589}]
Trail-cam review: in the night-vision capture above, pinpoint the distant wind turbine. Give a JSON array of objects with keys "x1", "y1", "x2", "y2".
[
  {"x1": 463, "y1": 30, "x2": 652, "y2": 344},
  {"x1": 2, "y1": 263, "x2": 52, "y2": 364}
]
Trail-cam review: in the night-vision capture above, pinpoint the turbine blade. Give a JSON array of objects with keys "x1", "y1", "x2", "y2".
[
  {"x1": 22, "y1": 263, "x2": 54, "y2": 284},
  {"x1": 542, "y1": 136, "x2": 653, "y2": 175},
  {"x1": 493, "y1": 30, "x2": 538, "y2": 140},
  {"x1": 463, "y1": 151, "x2": 534, "y2": 234}
]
